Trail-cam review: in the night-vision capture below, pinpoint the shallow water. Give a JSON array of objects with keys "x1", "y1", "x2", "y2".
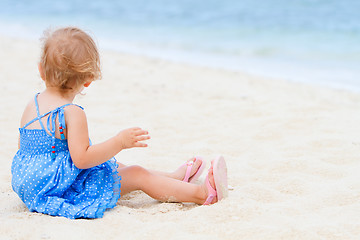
[{"x1": 0, "y1": 0, "x2": 359, "y2": 91}]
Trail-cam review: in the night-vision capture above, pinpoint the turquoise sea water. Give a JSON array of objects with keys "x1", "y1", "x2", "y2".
[{"x1": 0, "y1": 0, "x2": 359, "y2": 91}]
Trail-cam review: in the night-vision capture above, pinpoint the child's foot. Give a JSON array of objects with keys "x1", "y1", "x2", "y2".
[{"x1": 173, "y1": 157, "x2": 205, "y2": 182}]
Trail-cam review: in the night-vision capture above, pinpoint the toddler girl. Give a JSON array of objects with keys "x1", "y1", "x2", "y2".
[{"x1": 11, "y1": 27, "x2": 228, "y2": 219}]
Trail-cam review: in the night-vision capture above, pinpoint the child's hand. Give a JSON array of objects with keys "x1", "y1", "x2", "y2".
[{"x1": 117, "y1": 127, "x2": 150, "y2": 149}]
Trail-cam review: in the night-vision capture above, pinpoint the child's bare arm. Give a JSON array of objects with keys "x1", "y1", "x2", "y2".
[{"x1": 65, "y1": 106, "x2": 150, "y2": 169}]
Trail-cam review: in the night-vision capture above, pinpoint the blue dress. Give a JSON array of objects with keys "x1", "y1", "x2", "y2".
[{"x1": 11, "y1": 93, "x2": 121, "y2": 219}]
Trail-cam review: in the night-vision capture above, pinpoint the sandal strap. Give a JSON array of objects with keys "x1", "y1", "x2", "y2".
[
  {"x1": 182, "y1": 161, "x2": 193, "y2": 182},
  {"x1": 203, "y1": 175, "x2": 217, "y2": 205}
]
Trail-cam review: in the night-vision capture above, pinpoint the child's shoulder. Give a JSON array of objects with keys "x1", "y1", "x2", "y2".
[
  {"x1": 64, "y1": 104, "x2": 85, "y2": 115},
  {"x1": 64, "y1": 103, "x2": 84, "y2": 111},
  {"x1": 64, "y1": 104, "x2": 87, "y2": 124}
]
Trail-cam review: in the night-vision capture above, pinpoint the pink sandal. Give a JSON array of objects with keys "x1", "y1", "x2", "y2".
[
  {"x1": 203, "y1": 155, "x2": 228, "y2": 205},
  {"x1": 182, "y1": 156, "x2": 206, "y2": 183}
]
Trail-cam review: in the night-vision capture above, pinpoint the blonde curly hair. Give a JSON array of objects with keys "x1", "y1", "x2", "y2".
[{"x1": 40, "y1": 27, "x2": 101, "y2": 91}]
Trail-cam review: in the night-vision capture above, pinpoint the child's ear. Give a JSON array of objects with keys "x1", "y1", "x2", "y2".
[
  {"x1": 38, "y1": 63, "x2": 45, "y2": 80},
  {"x1": 84, "y1": 81, "x2": 92, "y2": 88}
]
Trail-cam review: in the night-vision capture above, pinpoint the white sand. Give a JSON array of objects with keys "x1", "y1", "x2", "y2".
[{"x1": 1, "y1": 35, "x2": 360, "y2": 239}]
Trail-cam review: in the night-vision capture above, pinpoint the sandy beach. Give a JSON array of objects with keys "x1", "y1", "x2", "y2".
[{"x1": 1, "y1": 35, "x2": 360, "y2": 239}]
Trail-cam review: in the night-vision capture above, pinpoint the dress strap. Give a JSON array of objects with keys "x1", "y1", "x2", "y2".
[
  {"x1": 22, "y1": 93, "x2": 50, "y2": 129},
  {"x1": 34, "y1": 93, "x2": 41, "y2": 117},
  {"x1": 46, "y1": 103, "x2": 77, "y2": 139},
  {"x1": 46, "y1": 103, "x2": 83, "y2": 159},
  {"x1": 23, "y1": 92, "x2": 84, "y2": 135},
  {"x1": 34, "y1": 93, "x2": 47, "y2": 130}
]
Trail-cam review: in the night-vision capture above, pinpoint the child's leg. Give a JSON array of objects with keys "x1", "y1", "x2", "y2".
[
  {"x1": 117, "y1": 157, "x2": 203, "y2": 181},
  {"x1": 117, "y1": 165, "x2": 216, "y2": 204}
]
